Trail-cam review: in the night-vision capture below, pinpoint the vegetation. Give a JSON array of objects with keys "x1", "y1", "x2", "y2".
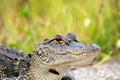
[{"x1": 0, "y1": 0, "x2": 120, "y2": 62}]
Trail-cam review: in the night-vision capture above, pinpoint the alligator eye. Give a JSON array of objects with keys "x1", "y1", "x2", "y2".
[
  {"x1": 55, "y1": 35, "x2": 62, "y2": 41},
  {"x1": 55, "y1": 38, "x2": 62, "y2": 41}
]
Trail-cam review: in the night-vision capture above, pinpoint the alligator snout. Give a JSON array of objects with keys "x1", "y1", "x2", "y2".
[{"x1": 89, "y1": 44, "x2": 101, "y2": 52}]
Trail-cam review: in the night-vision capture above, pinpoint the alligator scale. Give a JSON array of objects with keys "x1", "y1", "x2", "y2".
[{"x1": 0, "y1": 33, "x2": 101, "y2": 80}]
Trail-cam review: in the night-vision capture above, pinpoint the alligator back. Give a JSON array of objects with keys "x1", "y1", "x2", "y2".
[{"x1": 0, "y1": 45, "x2": 30, "y2": 79}]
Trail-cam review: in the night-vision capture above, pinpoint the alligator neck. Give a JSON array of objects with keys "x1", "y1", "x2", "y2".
[{"x1": 28, "y1": 54, "x2": 69, "y2": 80}]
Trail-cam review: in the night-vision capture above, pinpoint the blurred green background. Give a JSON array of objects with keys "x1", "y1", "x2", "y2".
[{"x1": 0, "y1": 0, "x2": 120, "y2": 62}]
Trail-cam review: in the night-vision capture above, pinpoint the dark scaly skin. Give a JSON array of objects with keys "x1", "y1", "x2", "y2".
[
  {"x1": 0, "y1": 33, "x2": 101, "y2": 80},
  {"x1": 0, "y1": 45, "x2": 30, "y2": 80}
]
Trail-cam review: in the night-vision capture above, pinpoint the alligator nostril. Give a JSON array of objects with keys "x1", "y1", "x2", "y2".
[
  {"x1": 90, "y1": 44, "x2": 101, "y2": 51},
  {"x1": 92, "y1": 44, "x2": 100, "y2": 48}
]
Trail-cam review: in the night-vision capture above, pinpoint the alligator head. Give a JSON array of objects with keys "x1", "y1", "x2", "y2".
[
  {"x1": 30, "y1": 33, "x2": 101, "y2": 80},
  {"x1": 34, "y1": 32, "x2": 101, "y2": 67}
]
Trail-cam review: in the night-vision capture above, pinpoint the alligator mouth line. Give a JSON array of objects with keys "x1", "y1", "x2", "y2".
[
  {"x1": 52, "y1": 47, "x2": 101, "y2": 55},
  {"x1": 46, "y1": 51, "x2": 99, "y2": 66}
]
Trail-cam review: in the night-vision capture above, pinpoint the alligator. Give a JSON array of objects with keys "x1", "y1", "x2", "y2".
[{"x1": 0, "y1": 33, "x2": 101, "y2": 80}]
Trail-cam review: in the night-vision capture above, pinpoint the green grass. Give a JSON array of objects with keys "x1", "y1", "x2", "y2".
[{"x1": 0, "y1": 0, "x2": 120, "y2": 62}]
